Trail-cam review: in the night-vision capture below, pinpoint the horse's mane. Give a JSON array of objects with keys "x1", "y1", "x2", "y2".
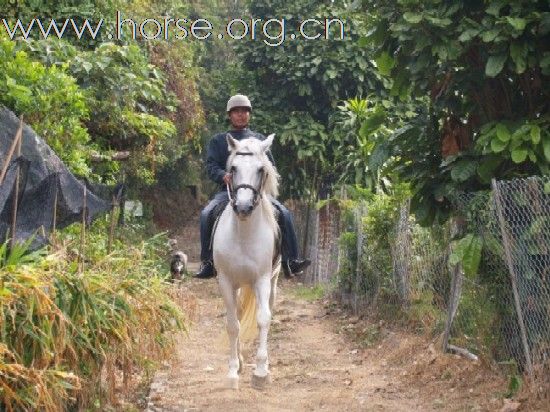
[{"x1": 226, "y1": 138, "x2": 280, "y2": 236}]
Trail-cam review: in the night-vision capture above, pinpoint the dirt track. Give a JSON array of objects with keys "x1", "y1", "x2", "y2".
[{"x1": 143, "y1": 275, "x2": 527, "y2": 412}]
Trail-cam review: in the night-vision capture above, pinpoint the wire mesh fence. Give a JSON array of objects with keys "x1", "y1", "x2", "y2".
[
  {"x1": 445, "y1": 177, "x2": 550, "y2": 394},
  {"x1": 492, "y1": 177, "x2": 550, "y2": 386},
  {"x1": 445, "y1": 191, "x2": 517, "y2": 365},
  {"x1": 287, "y1": 175, "x2": 550, "y2": 394}
]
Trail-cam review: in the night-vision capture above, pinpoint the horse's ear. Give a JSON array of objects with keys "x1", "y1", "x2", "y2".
[
  {"x1": 226, "y1": 133, "x2": 238, "y2": 151},
  {"x1": 260, "y1": 134, "x2": 275, "y2": 152}
]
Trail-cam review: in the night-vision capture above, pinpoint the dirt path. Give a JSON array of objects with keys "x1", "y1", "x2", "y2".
[
  {"x1": 141, "y1": 213, "x2": 534, "y2": 411},
  {"x1": 144, "y1": 277, "x2": 517, "y2": 412}
]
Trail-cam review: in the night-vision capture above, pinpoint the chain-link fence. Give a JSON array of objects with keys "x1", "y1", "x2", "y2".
[
  {"x1": 288, "y1": 175, "x2": 550, "y2": 395},
  {"x1": 435, "y1": 191, "x2": 518, "y2": 372},
  {"x1": 444, "y1": 177, "x2": 549, "y2": 394},
  {"x1": 491, "y1": 177, "x2": 550, "y2": 386}
]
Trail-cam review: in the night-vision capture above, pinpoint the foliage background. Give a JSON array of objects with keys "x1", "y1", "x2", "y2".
[{"x1": 0, "y1": 0, "x2": 548, "y2": 406}]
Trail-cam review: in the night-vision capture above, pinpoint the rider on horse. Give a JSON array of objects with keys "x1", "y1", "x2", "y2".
[{"x1": 194, "y1": 94, "x2": 311, "y2": 279}]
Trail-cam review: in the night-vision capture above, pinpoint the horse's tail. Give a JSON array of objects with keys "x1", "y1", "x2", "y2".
[{"x1": 238, "y1": 285, "x2": 258, "y2": 342}]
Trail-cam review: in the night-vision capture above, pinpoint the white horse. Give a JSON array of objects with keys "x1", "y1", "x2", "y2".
[{"x1": 213, "y1": 133, "x2": 281, "y2": 390}]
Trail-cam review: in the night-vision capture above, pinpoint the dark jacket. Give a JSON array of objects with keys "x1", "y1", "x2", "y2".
[{"x1": 205, "y1": 128, "x2": 275, "y2": 189}]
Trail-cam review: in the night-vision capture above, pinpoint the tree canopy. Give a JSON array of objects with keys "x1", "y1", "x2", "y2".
[
  {"x1": 233, "y1": 0, "x2": 549, "y2": 223},
  {"x1": 0, "y1": 0, "x2": 547, "y2": 219}
]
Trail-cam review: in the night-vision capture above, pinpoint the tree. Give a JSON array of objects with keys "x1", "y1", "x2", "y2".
[
  {"x1": 348, "y1": 0, "x2": 549, "y2": 224},
  {"x1": 236, "y1": 0, "x2": 382, "y2": 199},
  {"x1": 1, "y1": 0, "x2": 205, "y2": 187}
]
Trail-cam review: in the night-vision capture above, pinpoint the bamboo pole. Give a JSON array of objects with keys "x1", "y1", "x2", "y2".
[
  {"x1": 118, "y1": 173, "x2": 126, "y2": 227},
  {"x1": 492, "y1": 178, "x2": 533, "y2": 377},
  {"x1": 9, "y1": 131, "x2": 22, "y2": 249},
  {"x1": 79, "y1": 185, "x2": 87, "y2": 274},
  {"x1": 107, "y1": 195, "x2": 117, "y2": 253},
  {"x1": 50, "y1": 179, "x2": 58, "y2": 244},
  {"x1": 0, "y1": 117, "x2": 23, "y2": 185}
]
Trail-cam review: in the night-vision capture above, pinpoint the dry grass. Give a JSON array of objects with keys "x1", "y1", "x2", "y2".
[{"x1": 0, "y1": 228, "x2": 186, "y2": 411}]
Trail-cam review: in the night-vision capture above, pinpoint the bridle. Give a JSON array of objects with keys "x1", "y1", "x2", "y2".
[{"x1": 227, "y1": 151, "x2": 267, "y2": 211}]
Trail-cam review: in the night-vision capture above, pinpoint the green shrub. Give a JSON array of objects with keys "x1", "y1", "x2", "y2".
[{"x1": 0, "y1": 33, "x2": 92, "y2": 177}]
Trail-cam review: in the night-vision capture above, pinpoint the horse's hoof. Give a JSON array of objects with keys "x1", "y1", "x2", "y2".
[
  {"x1": 251, "y1": 373, "x2": 271, "y2": 390},
  {"x1": 226, "y1": 377, "x2": 239, "y2": 390}
]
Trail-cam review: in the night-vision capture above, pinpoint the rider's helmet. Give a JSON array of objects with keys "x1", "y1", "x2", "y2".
[{"x1": 227, "y1": 94, "x2": 252, "y2": 112}]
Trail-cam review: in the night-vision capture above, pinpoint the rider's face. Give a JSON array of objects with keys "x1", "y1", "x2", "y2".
[{"x1": 228, "y1": 107, "x2": 250, "y2": 129}]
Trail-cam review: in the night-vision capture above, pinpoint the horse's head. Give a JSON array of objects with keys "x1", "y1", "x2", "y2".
[{"x1": 226, "y1": 133, "x2": 278, "y2": 218}]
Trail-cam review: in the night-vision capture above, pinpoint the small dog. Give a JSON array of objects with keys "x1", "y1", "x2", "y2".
[
  {"x1": 167, "y1": 239, "x2": 187, "y2": 281},
  {"x1": 170, "y1": 251, "x2": 188, "y2": 281}
]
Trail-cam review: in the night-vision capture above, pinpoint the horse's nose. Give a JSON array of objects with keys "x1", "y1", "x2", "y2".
[
  {"x1": 240, "y1": 204, "x2": 253, "y2": 215},
  {"x1": 235, "y1": 202, "x2": 253, "y2": 216}
]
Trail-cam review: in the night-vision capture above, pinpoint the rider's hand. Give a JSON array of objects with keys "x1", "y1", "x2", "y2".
[{"x1": 223, "y1": 173, "x2": 232, "y2": 186}]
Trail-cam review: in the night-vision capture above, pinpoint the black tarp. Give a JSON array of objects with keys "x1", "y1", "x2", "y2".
[{"x1": 0, "y1": 107, "x2": 111, "y2": 249}]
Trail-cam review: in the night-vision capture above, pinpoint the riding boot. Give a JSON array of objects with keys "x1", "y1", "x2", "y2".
[
  {"x1": 194, "y1": 261, "x2": 216, "y2": 279},
  {"x1": 283, "y1": 258, "x2": 311, "y2": 278}
]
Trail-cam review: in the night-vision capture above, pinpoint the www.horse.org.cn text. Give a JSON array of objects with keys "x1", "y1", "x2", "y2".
[{"x1": 1, "y1": 12, "x2": 346, "y2": 47}]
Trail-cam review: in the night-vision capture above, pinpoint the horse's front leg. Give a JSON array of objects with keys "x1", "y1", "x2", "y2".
[
  {"x1": 218, "y1": 274, "x2": 240, "y2": 389},
  {"x1": 252, "y1": 275, "x2": 272, "y2": 388}
]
